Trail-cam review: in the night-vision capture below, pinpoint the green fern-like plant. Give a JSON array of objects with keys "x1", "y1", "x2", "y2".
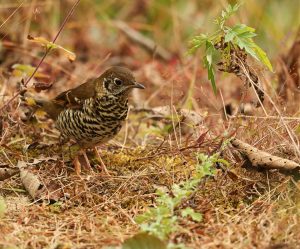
[
  {"x1": 135, "y1": 153, "x2": 227, "y2": 242},
  {"x1": 189, "y1": 3, "x2": 273, "y2": 94}
]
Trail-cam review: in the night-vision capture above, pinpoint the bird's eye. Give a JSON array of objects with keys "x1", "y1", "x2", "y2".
[{"x1": 114, "y1": 78, "x2": 122, "y2": 86}]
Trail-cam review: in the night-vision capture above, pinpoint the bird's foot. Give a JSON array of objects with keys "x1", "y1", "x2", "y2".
[
  {"x1": 72, "y1": 149, "x2": 95, "y2": 175},
  {"x1": 94, "y1": 147, "x2": 111, "y2": 176},
  {"x1": 81, "y1": 150, "x2": 96, "y2": 175},
  {"x1": 73, "y1": 156, "x2": 81, "y2": 175}
]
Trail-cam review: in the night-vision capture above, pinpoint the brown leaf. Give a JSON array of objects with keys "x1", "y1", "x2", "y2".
[
  {"x1": 232, "y1": 138, "x2": 300, "y2": 171},
  {"x1": 18, "y1": 161, "x2": 44, "y2": 199},
  {"x1": 196, "y1": 130, "x2": 209, "y2": 144},
  {"x1": 28, "y1": 155, "x2": 58, "y2": 165},
  {"x1": 0, "y1": 167, "x2": 19, "y2": 181},
  {"x1": 17, "y1": 160, "x2": 63, "y2": 202},
  {"x1": 33, "y1": 81, "x2": 53, "y2": 92},
  {"x1": 24, "y1": 141, "x2": 52, "y2": 151}
]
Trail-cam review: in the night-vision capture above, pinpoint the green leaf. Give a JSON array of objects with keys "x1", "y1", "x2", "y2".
[
  {"x1": 188, "y1": 34, "x2": 209, "y2": 54},
  {"x1": 224, "y1": 24, "x2": 273, "y2": 72},
  {"x1": 181, "y1": 207, "x2": 202, "y2": 222},
  {"x1": 216, "y1": 3, "x2": 241, "y2": 29},
  {"x1": 135, "y1": 214, "x2": 149, "y2": 224},
  {"x1": 237, "y1": 39, "x2": 273, "y2": 71},
  {"x1": 252, "y1": 43, "x2": 273, "y2": 72},
  {"x1": 204, "y1": 57, "x2": 217, "y2": 95},
  {"x1": 225, "y1": 24, "x2": 256, "y2": 43},
  {"x1": 122, "y1": 233, "x2": 167, "y2": 249},
  {"x1": 204, "y1": 42, "x2": 217, "y2": 95}
]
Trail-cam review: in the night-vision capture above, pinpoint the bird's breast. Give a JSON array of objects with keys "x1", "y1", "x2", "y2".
[{"x1": 55, "y1": 96, "x2": 128, "y2": 146}]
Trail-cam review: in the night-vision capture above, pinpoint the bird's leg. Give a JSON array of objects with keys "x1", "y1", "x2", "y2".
[
  {"x1": 94, "y1": 147, "x2": 110, "y2": 175},
  {"x1": 73, "y1": 155, "x2": 81, "y2": 175},
  {"x1": 81, "y1": 149, "x2": 93, "y2": 171},
  {"x1": 73, "y1": 149, "x2": 93, "y2": 175}
]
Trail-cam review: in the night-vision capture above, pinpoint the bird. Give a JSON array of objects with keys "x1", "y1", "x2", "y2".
[{"x1": 23, "y1": 66, "x2": 145, "y2": 174}]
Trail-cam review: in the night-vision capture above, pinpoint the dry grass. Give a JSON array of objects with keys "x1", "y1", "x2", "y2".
[{"x1": 0, "y1": 1, "x2": 300, "y2": 249}]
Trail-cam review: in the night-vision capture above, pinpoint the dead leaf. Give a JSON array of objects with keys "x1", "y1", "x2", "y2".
[
  {"x1": 0, "y1": 167, "x2": 19, "y2": 181},
  {"x1": 196, "y1": 130, "x2": 209, "y2": 144},
  {"x1": 33, "y1": 81, "x2": 53, "y2": 92},
  {"x1": 28, "y1": 155, "x2": 59, "y2": 165},
  {"x1": 18, "y1": 161, "x2": 44, "y2": 199},
  {"x1": 0, "y1": 116, "x2": 3, "y2": 135},
  {"x1": 23, "y1": 141, "x2": 51, "y2": 151},
  {"x1": 232, "y1": 138, "x2": 300, "y2": 171},
  {"x1": 17, "y1": 160, "x2": 64, "y2": 202},
  {"x1": 28, "y1": 35, "x2": 76, "y2": 62},
  {"x1": 12, "y1": 64, "x2": 49, "y2": 79},
  {"x1": 27, "y1": 35, "x2": 51, "y2": 46}
]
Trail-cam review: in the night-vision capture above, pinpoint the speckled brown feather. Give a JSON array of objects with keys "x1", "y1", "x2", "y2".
[
  {"x1": 26, "y1": 66, "x2": 144, "y2": 148},
  {"x1": 53, "y1": 78, "x2": 97, "y2": 108},
  {"x1": 50, "y1": 66, "x2": 136, "y2": 115}
]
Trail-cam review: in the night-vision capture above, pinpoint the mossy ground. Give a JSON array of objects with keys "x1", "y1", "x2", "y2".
[
  {"x1": 0, "y1": 1, "x2": 300, "y2": 248},
  {"x1": 1, "y1": 114, "x2": 300, "y2": 248}
]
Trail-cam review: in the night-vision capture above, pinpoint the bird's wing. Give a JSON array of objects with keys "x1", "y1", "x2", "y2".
[{"x1": 53, "y1": 78, "x2": 97, "y2": 108}]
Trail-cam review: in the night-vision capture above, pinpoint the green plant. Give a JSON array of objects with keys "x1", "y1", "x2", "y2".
[
  {"x1": 135, "y1": 152, "x2": 228, "y2": 247},
  {"x1": 189, "y1": 3, "x2": 273, "y2": 94}
]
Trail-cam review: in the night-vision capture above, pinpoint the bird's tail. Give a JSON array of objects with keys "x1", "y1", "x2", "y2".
[{"x1": 21, "y1": 91, "x2": 63, "y2": 120}]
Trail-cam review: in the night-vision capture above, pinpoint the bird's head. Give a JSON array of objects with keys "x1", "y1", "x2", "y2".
[{"x1": 99, "y1": 66, "x2": 145, "y2": 97}]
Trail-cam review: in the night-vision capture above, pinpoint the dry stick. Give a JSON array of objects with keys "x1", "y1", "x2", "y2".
[
  {"x1": 219, "y1": 89, "x2": 229, "y2": 121},
  {"x1": 0, "y1": 0, "x2": 81, "y2": 113},
  {"x1": 233, "y1": 54, "x2": 268, "y2": 116},
  {"x1": 0, "y1": 2, "x2": 48, "y2": 9},
  {"x1": 182, "y1": 56, "x2": 198, "y2": 108},
  {"x1": 113, "y1": 20, "x2": 172, "y2": 61},
  {"x1": 121, "y1": 107, "x2": 130, "y2": 152},
  {"x1": 0, "y1": 1, "x2": 24, "y2": 30},
  {"x1": 170, "y1": 83, "x2": 180, "y2": 150},
  {"x1": 2, "y1": 40, "x2": 76, "y2": 78},
  {"x1": 23, "y1": 0, "x2": 36, "y2": 46},
  {"x1": 253, "y1": 121, "x2": 294, "y2": 147},
  {"x1": 237, "y1": 57, "x2": 300, "y2": 158}
]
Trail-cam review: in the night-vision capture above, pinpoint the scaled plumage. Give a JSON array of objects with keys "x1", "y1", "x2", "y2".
[{"x1": 25, "y1": 66, "x2": 144, "y2": 174}]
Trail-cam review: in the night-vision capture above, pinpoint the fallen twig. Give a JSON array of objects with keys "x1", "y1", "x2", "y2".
[
  {"x1": 231, "y1": 138, "x2": 300, "y2": 171},
  {"x1": 133, "y1": 105, "x2": 203, "y2": 126},
  {"x1": 114, "y1": 20, "x2": 172, "y2": 61}
]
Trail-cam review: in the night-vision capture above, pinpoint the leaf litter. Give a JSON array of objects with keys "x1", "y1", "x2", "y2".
[{"x1": 0, "y1": 2, "x2": 300, "y2": 249}]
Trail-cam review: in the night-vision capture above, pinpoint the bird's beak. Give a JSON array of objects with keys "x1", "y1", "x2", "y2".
[{"x1": 132, "y1": 82, "x2": 145, "y2": 89}]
